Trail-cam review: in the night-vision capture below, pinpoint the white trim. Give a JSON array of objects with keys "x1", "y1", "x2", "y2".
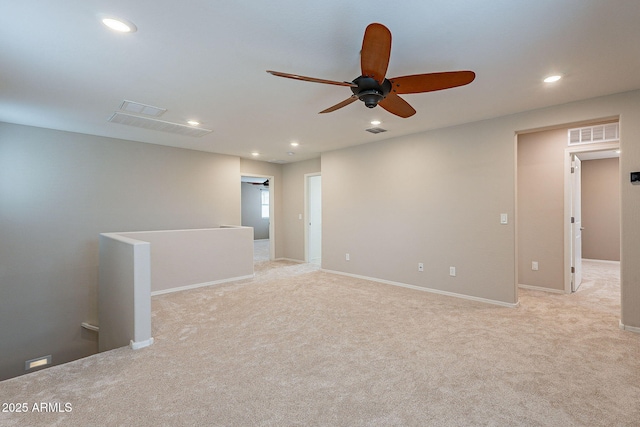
[
  {"x1": 582, "y1": 258, "x2": 620, "y2": 265},
  {"x1": 130, "y1": 337, "x2": 154, "y2": 350},
  {"x1": 274, "y1": 257, "x2": 305, "y2": 263},
  {"x1": 150, "y1": 275, "x2": 254, "y2": 296},
  {"x1": 619, "y1": 320, "x2": 640, "y2": 334},
  {"x1": 322, "y1": 269, "x2": 519, "y2": 308},
  {"x1": 563, "y1": 140, "x2": 620, "y2": 294},
  {"x1": 304, "y1": 172, "x2": 322, "y2": 264},
  {"x1": 518, "y1": 284, "x2": 566, "y2": 294},
  {"x1": 81, "y1": 322, "x2": 100, "y2": 332}
]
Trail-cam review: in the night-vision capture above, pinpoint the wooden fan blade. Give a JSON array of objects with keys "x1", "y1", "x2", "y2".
[
  {"x1": 390, "y1": 71, "x2": 475, "y2": 94},
  {"x1": 319, "y1": 96, "x2": 358, "y2": 114},
  {"x1": 267, "y1": 70, "x2": 357, "y2": 87},
  {"x1": 378, "y1": 92, "x2": 416, "y2": 118},
  {"x1": 361, "y1": 23, "x2": 391, "y2": 84}
]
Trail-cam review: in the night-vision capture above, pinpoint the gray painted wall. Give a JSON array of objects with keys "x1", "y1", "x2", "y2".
[
  {"x1": 241, "y1": 182, "x2": 269, "y2": 240},
  {"x1": 517, "y1": 128, "x2": 566, "y2": 290},
  {"x1": 321, "y1": 90, "x2": 640, "y2": 327},
  {"x1": 322, "y1": 119, "x2": 516, "y2": 304},
  {"x1": 0, "y1": 123, "x2": 240, "y2": 380},
  {"x1": 582, "y1": 158, "x2": 620, "y2": 261},
  {"x1": 2, "y1": 89, "x2": 640, "y2": 381},
  {"x1": 282, "y1": 158, "x2": 322, "y2": 262}
]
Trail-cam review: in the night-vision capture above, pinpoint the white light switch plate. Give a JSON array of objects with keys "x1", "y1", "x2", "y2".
[{"x1": 500, "y1": 213, "x2": 508, "y2": 224}]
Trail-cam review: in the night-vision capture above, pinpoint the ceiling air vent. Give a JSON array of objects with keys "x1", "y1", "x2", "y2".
[
  {"x1": 108, "y1": 112, "x2": 212, "y2": 137},
  {"x1": 366, "y1": 127, "x2": 387, "y2": 134},
  {"x1": 120, "y1": 100, "x2": 166, "y2": 117},
  {"x1": 568, "y1": 123, "x2": 619, "y2": 146}
]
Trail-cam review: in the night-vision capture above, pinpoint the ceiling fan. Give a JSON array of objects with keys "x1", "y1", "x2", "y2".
[{"x1": 267, "y1": 23, "x2": 475, "y2": 118}]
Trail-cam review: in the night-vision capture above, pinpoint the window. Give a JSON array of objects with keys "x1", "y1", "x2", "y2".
[{"x1": 261, "y1": 190, "x2": 269, "y2": 219}]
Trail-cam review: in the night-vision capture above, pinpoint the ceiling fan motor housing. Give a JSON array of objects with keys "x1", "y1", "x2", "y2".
[{"x1": 352, "y1": 76, "x2": 391, "y2": 108}]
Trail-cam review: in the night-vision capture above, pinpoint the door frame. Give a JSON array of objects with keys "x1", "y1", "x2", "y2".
[
  {"x1": 563, "y1": 141, "x2": 619, "y2": 293},
  {"x1": 304, "y1": 172, "x2": 321, "y2": 264},
  {"x1": 241, "y1": 173, "x2": 275, "y2": 261}
]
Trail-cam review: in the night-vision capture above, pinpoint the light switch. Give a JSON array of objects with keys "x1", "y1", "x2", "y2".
[
  {"x1": 500, "y1": 213, "x2": 508, "y2": 224},
  {"x1": 298, "y1": 214, "x2": 302, "y2": 220}
]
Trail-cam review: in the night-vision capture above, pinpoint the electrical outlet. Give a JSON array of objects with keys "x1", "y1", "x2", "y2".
[
  {"x1": 532, "y1": 261, "x2": 539, "y2": 271},
  {"x1": 449, "y1": 266, "x2": 456, "y2": 277},
  {"x1": 418, "y1": 263, "x2": 424, "y2": 272},
  {"x1": 345, "y1": 253, "x2": 350, "y2": 261}
]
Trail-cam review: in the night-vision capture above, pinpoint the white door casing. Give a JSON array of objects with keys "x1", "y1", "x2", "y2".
[
  {"x1": 571, "y1": 154, "x2": 583, "y2": 291},
  {"x1": 305, "y1": 174, "x2": 322, "y2": 265}
]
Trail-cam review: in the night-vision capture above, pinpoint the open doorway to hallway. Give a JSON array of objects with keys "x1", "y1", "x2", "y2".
[
  {"x1": 516, "y1": 121, "x2": 620, "y2": 295},
  {"x1": 241, "y1": 175, "x2": 274, "y2": 263}
]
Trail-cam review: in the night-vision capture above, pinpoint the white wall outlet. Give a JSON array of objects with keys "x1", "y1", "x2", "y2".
[
  {"x1": 345, "y1": 253, "x2": 350, "y2": 261},
  {"x1": 449, "y1": 266, "x2": 456, "y2": 276},
  {"x1": 500, "y1": 213, "x2": 508, "y2": 224},
  {"x1": 418, "y1": 263, "x2": 424, "y2": 272},
  {"x1": 532, "y1": 261, "x2": 539, "y2": 271}
]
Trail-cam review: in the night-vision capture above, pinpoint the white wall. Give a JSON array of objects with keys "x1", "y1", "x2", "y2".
[{"x1": 0, "y1": 123, "x2": 241, "y2": 380}]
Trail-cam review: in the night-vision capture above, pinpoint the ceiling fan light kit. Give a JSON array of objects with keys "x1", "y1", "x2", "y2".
[{"x1": 268, "y1": 23, "x2": 475, "y2": 118}]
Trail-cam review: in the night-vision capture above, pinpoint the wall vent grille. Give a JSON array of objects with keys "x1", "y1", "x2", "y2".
[
  {"x1": 568, "y1": 123, "x2": 618, "y2": 146},
  {"x1": 108, "y1": 112, "x2": 212, "y2": 137}
]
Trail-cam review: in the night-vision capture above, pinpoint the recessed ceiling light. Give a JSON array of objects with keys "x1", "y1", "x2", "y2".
[
  {"x1": 371, "y1": 120, "x2": 381, "y2": 126},
  {"x1": 251, "y1": 152, "x2": 260, "y2": 156},
  {"x1": 187, "y1": 120, "x2": 200, "y2": 126},
  {"x1": 101, "y1": 16, "x2": 137, "y2": 33},
  {"x1": 290, "y1": 142, "x2": 299, "y2": 147},
  {"x1": 543, "y1": 75, "x2": 562, "y2": 83}
]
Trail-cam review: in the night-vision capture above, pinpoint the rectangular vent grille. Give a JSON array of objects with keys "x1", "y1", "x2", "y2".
[
  {"x1": 120, "y1": 100, "x2": 166, "y2": 117},
  {"x1": 568, "y1": 123, "x2": 618, "y2": 146},
  {"x1": 366, "y1": 127, "x2": 387, "y2": 134},
  {"x1": 108, "y1": 112, "x2": 212, "y2": 137}
]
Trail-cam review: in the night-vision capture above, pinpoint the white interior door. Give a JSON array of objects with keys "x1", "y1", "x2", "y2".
[
  {"x1": 571, "y1": 155, "x2": 583, "y2": 291},
  {"x1": 307, "y1": 175, "x2": 322, "y2": 265}
]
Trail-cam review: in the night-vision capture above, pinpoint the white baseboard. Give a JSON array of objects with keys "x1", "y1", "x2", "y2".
[
  {"x1": 322, "y1": 269, "x2": 519, "y2": 308},
  {"x1": 274, "y1": 257, "x2": 305, "y2": 263},
  {"x1": 130, "y1": 337, "x2": 154, "y2": 350},
  {"x1": 518, "y1": 284, "x2": 566, "y2": 294},
  {"x1": 150, "y1": 274, "x2": 255, "y2": 297},
  {"x1": 619, "y1": 320, "x2": 640, "y2": 334},
  {"x1": 583, "y1": 258, "x2": 620, "y2": 265}
]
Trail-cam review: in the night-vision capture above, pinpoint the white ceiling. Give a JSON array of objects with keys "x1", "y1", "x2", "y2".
[{"x1": 1, "y1": 1, "x2": 639, "y2": 163}]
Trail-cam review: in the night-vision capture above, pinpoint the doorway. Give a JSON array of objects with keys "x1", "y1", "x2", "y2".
[
  {"x1": 564, "y1": 147, "x2": 620, "y2": 293},
  {"x1": 305, "y1": 173, "x2": 321, "y2": 265},
  {"x1": 516, "y1": 123, "x2": 620, "y2": 295},
  {"x1": 241, "y1": 174, "x2": 275, "y2": 262}
]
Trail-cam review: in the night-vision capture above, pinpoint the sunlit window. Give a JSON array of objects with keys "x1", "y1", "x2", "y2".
[{"x1": 261, "y1": 190, "x2": 269, "y2": 219}]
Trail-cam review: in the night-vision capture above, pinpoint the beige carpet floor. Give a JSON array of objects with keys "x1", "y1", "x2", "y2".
[{"x1": 1, "y1": 260, "x2": 638, "y2": 426}]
